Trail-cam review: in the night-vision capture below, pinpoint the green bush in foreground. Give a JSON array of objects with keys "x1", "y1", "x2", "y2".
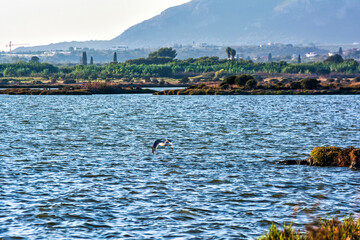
[
  {"x1": 257, "y1": 223, "x2": 305, "y2": 240},
  {"x1": 258, "y1": 217, "x2": 360, "y2": 240}
]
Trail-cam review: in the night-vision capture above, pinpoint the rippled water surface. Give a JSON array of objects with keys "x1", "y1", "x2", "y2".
[{"x1": 0, "y1": 95, "x2": 359, "y2": 239}]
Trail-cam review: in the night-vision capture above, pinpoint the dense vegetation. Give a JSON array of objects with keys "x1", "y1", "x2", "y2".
[
  {"x1": 257, "y1": 216, "x2": 360, "y2": 240},
  {"x1": 0, "y1": 48, "x2": 359, "y2": 82}
]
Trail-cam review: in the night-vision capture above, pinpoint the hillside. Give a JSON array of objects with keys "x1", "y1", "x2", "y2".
[
  {"x1": 15, "y1": 0, "x2": 360, "y2": 52},
  {"x1": 111, "y1": 0, "x2": 360, "y2": 47}
]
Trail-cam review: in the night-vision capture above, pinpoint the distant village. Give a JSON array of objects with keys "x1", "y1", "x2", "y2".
[{"x1": 1, "y1": 42, "x2": 360, "y2": 64}]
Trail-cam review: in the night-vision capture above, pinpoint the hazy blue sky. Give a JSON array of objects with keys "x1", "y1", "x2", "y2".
[{"x1": 0, "y1": 0, "x2": 191, "y2": 51}]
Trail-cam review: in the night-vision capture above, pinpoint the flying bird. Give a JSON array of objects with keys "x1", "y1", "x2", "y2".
[{"x1": 152, "y1": 139, "x2": 174, "y2": 154}]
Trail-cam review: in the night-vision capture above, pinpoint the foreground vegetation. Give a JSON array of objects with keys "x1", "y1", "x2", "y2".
[{"x1": 257, "y1": 216, "x2": 360, "y2": 240}]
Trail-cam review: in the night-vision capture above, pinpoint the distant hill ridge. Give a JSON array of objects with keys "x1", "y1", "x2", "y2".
[{"x1": 16, "y1": 0, "x2": 360, "y2": 52}]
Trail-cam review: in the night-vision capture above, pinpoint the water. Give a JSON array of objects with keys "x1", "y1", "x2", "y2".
[{"x1": 0, "y1": 95, "x2": 359, "y2": 239}]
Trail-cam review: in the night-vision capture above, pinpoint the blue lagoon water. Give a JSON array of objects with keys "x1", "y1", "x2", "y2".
[{"x1": 0, "y1": 95, "x2": 359, "y2": 239}]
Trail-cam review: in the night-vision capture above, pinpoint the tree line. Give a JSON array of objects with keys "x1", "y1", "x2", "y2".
[{"x1": 0, "y1": 48, "x2": 359, "y2": 81}]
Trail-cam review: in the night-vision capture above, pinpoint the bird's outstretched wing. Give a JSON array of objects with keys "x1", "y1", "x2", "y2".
[{"x1": 152, "y1": 139, "x2": 163, "y2": 154}]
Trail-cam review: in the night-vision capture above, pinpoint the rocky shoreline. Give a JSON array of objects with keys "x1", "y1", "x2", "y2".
[
  {"x1": 0, "y1": 84, "x2": 156, "y2": 95},
  {"x1": 153, "y1": 84, "x2": 360, "y2": 96},
  {"x1": 280, "y1": 147, "x2": 360, "y2": 170}
]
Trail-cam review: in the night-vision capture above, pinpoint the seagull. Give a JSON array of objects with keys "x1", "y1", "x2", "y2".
[{"x1": 152, "y1": 139, "x2": 174, "y2": 154}]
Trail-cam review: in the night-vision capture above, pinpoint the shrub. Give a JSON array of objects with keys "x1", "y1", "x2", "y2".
[
  {"x1": 307, "y1": 217, "x2": 360, "y2": 240},
  {"x1": 310, "y1": 146, "x2": 342, "y2": 166},
  {"x1": 300, "y1": 78, "x2": 320, "y2": 90},
  {"x1": 290, "y1": 81, "x2": 302, "y2": 90},
  {"x1": 245, "y1": 79, "x2": 258, "y2": 89},
  {"x1": 257, "y1": 223, "x2": 305, "y2": 240},
  {"x1": 236, "y1": 74, "x2": 254, "y2": 86},
  {"x1": 222, "y1": 75, "x2": 236, "y2": 85},
  {"x1": 258, "y1": 217, "x2": 360, "y2": 240}
]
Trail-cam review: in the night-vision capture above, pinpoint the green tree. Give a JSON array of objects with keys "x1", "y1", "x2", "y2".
[
  {"x1": 3, "y1": 67, "x2": 16, "y2": 77},
  {"x1": 339, "y1": 47, "x2": 343, "y2": 56},
  {"x1": 29, "y1": 56, "x2": 40, "y2": 63},
  {"x1": 230, "y1": 48, "x2": 236, "y2": 59},
  {"x1": 113, "y1": 52, "x2": 118, "y2": 63},
  {"x1": 297, "y1": 54, "x2": 301, "y2": 64},
  {"x1": 82, "y1": 51, "x2": 87, "y2": 65},
  {"x1": 324, "y1": 54, "x2": 344, "y2": 63},
  {"x1": 225, "y1": 47, "x2": 231, "y2": 59},
  {"x1": 148, "y1": 47, "x2": 177, "y2": 59},
  {"x1": 90, "y1": 56, "x2": 93, "y2": 65}
]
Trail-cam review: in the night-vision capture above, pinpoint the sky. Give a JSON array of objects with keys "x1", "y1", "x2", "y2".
[{"x1": 0, "y1": 0, "x2": 191, "y2": 52}]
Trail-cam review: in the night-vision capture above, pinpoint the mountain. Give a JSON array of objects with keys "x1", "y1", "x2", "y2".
[
  {"x1": 16, "y1": 0, "x2": 360, "y2": 52},
  {"x1": 111, "y1": 0, "x2": 360, "y2": 47},
  {"x1": 15, "y1": 40, "x2": 109, "y2": 52}
]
